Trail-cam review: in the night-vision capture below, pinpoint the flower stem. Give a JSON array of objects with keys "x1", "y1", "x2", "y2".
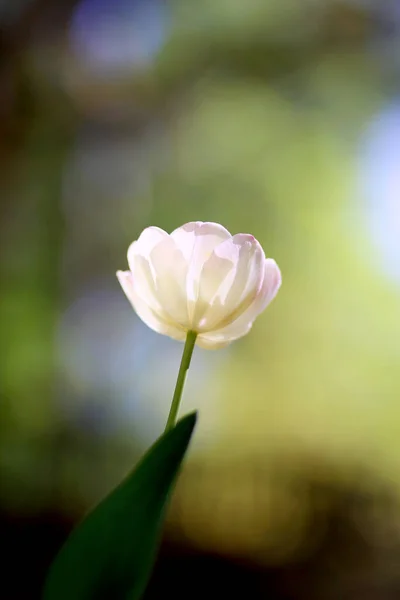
[{"x1": 165, "y1": 330, "x2": 197, "y2": 432}]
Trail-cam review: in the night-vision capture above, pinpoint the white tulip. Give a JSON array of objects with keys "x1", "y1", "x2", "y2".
[{"x1": 117, "y1": 222, "x2": 281, "y2": 349}]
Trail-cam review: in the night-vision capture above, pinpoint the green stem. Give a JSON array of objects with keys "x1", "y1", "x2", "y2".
[{"x1": 165, "y1": 330, "x2": 197, "y2": 432}]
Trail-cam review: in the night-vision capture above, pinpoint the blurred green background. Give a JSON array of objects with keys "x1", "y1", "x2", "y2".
[{"x1": 1, "y1": 0, "x2": 400, "y2": 598}]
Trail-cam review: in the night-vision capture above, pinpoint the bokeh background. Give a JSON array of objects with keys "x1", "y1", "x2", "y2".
[{"x1": 1, "y1": 0, "x2": 400, "y2": 598}]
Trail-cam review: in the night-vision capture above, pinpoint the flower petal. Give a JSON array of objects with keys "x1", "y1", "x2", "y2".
[
  {"x1": 253, "y1": 258, "x2": 282, "y2": 314},
  {"x1": 128, "y1": 226, "x2": 169, "y2": 268},
  {"x1": 116, "y1": 270, "x2": 186, "y2": 340},
  {"x1": 127, "y1": 226, "x2": 173, "y2": 318},
  {"x1": 195, "y1": 234, "x2": 265, "y2": 331},
  {"x1": 171, "y1": 222, "x2": 232, "y2": 322},
  {"x1": 195, "y1": 335, "x2": 231, "y2": 350},
  {"x1": 147, "y1": 238, "x2": 190, "y2": 327},
  {"x1": 171, "y1": 221, "x2": 232, "y2": 264},
  {"x1": 197, "y1": 322, "x2": 253, "y2": 349},
  {"x1": 197, "y1": 258, "x2": 281, "y2": 347}
]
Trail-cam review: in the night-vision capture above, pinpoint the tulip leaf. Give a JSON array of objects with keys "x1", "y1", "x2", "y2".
[{"x1": 43, "y1": 412, "x2": 197, "y2": 600}]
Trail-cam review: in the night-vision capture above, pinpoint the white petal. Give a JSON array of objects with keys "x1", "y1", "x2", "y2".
[
  {"x1": 171, "y1": 221, "x2": 231, "y2": 263},
  {"x1": 191, "y1": 252, "x2": 235, "y2": 328},
  {"x1": 127, "y1": 252, "x2": 165, "y2": 317},
  {"x1": 197, "y1": 322, "x2": 253, "y2": 349},
  {"x1": 126, "y1": 227, "x2": 172, "y2": 317},
  {"x1": 116, "y1": 271, "x2": 186, "y2": 340},
  {"x1": 147, "y1": 238, "x2": 190, "y2": 327},
  {"x1": 171, "y1": 222, "x2": 232, "y2": 321},
  {"x1": 195, "y1": 335, "x2": 231, "y2": 350},
  {"x1": 195, "y1": 234, "x2": 265, "y2": 331},
  {"x1": 129, "y1": 239, "x2": 190, "y2": 328},
  {"x1": 253, "y1": 258, "x2": 282, "y2": 314},
  {"x1": 197, "y1": 258, "x2": 281, "y2": 347},
  {"x1": 128, "y1": 226, "x2": 169, "y2": 268}
]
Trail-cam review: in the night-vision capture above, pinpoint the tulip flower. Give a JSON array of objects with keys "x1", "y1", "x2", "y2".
[
  {"x1": 117, "y1": 222, "x2": 281, "y2": 347},
  {"x1": 117, "y1": 221, "x2": 281, "y2": 429}
]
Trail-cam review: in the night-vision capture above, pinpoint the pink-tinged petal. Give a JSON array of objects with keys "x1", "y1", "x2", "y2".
[
  {"x1": 195, "y1": 335, "x2": 231, "y2": 350},
  {"x1": 190, "y1": 252, "x2": 235, "y2": 328},
  {"x1": 197, "y1": 258, "x2": 281, "y2": 347},
  {"x1": 221, "y1": 234, "x2": 265, "y2": 307},
  {"x1": 127, "y1": 254, "x2": 164, "y2": 316},
  {"x1": 127, "y1": 226, "x2": 169, "y2": 271},
  {"x1": 253, "y1": 258, "x2": 282, "y2": 314},
  {"x1": 196, "y1": 322, "x2": 253, "y2": 348},
  {"x1": 196, "y1": 322, "x2": 253, "y2": 349},
  {"x1": 116, "y1": 271, "x2": 186, "y2": 340},
  {"x1": 195, "y1": 234, "x2": 265, "y2": 331},
  {"x1": 171, "y1": 221, "x2": 231, "y2": 263},
  {"x1": 148, "y1": 238, "x2": 190, "y2": 327},
  {"x1": 171, "y1": 221, "x2": 232, "y2": 323},
  {"x1": 127, "y1": 227, "x2": 190, "y2": 327}
]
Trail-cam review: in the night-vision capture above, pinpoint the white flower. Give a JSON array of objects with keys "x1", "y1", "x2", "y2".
[{"x1": 117, "y1": 222, "x2": 281, "y2": 349}]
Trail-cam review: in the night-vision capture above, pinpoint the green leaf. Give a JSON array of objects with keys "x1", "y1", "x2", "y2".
[{"x1": 43, "y1": 412, "x2": 197, "y2": 600}]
